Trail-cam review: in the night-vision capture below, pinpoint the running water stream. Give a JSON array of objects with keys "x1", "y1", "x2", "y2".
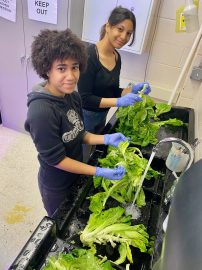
[{"x1": 125, "y1": 151, "x2": 156, "y2": 219}]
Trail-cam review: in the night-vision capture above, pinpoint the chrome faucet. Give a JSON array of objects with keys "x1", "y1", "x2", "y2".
[
  {"x1": 152, "y1": 137, "x2": 199, "y2": 227},
  {"x1": 152, "y1": 137, "x2": 197, "y2": 172}
]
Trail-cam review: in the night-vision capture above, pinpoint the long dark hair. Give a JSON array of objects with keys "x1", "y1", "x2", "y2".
[{"x1": 100, "y1": 6, "x2": 136, "y2": 46}]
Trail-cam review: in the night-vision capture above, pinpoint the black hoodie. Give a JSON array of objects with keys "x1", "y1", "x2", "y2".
[{"x1": 25, "y1": 82, "x2": 86, "y2": 190}]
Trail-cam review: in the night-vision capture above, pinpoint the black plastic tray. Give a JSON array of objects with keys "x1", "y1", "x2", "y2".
[
  {"x1": 61, "y1": 156, "x2": 166, "y2": 269},
  {"x1": 8, "y1": 217, "x2": 56, "y2": 270},
  {"x1": 8, "y1": 106, "x2": 195, "y2": 270}
]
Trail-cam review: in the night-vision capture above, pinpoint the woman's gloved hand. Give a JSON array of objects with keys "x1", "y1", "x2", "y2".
[
  {"x1": 116, "y1": 93, "x2": 142, "y2": 107},
  {"x1": 95, "y1": 166, "x2": 126, "y2": 180},
  {"x1": 104, "y1": 132, "x2": 130, "y2": 147},
  {"x1": 131, "y1": 82, "x2": 151, "y2": 95}
]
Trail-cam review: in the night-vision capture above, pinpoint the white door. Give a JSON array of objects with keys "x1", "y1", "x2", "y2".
[
  {"x1": 82, "y1": 0, "x2": 117, "y2": 43},
  {"x1": 0, "y1": 1, "x2": 28, "y2": 132}
]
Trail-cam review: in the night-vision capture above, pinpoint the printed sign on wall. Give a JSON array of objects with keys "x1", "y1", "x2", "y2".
[
  {"x1": 28, "y1": 0, "x2": 57, "y2": 24},
  {"x1": 0, "y1": 0, "x2": 16, "y2": 22}
]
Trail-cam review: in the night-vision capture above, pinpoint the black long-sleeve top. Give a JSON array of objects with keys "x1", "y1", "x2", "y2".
[
  {"x1": 77, "y1": 44, "x2": 123, "y2": 112},
  {"x1": 25, "y1": 83, "x2": 85, "y2": 189}
]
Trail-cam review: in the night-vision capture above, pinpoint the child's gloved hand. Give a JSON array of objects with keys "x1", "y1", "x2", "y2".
[
  {"x1": 95, "y1": 166, "x2": 126, "y2": 180},
  {"x1": 131, "y1": 82, "x2": 151, "y2": 95},
  {"x1": 104, "y1": 133, "x2": 130, "y2": 148},
  {"x1": 116, "y1": 93, "x2": 142, "y2": 107}
]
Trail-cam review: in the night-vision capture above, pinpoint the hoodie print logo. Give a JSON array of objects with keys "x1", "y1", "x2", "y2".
[{"x1": 62, "y1": 109, "x2": 84, "y2": 143}]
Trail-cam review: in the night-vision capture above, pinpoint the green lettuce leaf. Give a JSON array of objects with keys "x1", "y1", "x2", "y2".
[
  {"x1": 116, "y1": 95, "x2": 184, "y2": 146},
  {"x1": 80, "y1": 207, "x2": 150, "y2": 264},
  {"x1": 42, "y1": 248, "x2": 115, "y2": 270}
]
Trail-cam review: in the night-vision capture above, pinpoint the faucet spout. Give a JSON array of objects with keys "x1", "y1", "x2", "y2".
[{"x1": 152, "y1": 137, "x2": 194, "y2": 172}]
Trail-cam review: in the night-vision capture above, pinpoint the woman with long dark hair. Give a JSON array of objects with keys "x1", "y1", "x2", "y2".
[{"x1": 78, "y1": 6, "x2": 151, "y2": 133}]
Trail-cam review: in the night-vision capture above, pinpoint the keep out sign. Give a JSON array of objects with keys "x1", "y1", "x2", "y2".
[{"x1": 28, "y1": 0, "x2": 57, "y2": 24}]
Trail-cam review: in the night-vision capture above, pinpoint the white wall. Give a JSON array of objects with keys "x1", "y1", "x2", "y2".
[
  {"x1": 117, "y1": 0, "x2": 202, "y2": 160},
  {"x1": 119, "y1": 1, "x2": 201, "y2": 97}
]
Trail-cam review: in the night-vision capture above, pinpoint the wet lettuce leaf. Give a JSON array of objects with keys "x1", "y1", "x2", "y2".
[
  {"x1": 42, "y1": 248, "x2": 115, "y2": 270},
  {"x1": 116, "y1": 95, "x2": 184, "y2": 146},
  {"x1": 80, "y1": 206, "x2": 150, "y2": 264},
  {"x1": 89, "y1": 141, "x2": 160, "y2": 213}
]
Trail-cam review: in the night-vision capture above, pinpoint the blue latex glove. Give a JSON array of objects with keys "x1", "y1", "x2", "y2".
[
  {"x1": 131, "y1": 82, "x2": 151, "y2": 95},
  {"x1": 104, "y1": 132, "x2": 130, "y2": 147},
  {"x1": 95, "y1": 166, "x2": 126, "y2": 180},
  {"x1": 116, "y1": 93, "x2": 142, "y2": 107}
]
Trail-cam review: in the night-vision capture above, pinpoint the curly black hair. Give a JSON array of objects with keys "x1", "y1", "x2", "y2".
[{"x1": 31, "y1": 28, "x2": 87, "y2": 80}]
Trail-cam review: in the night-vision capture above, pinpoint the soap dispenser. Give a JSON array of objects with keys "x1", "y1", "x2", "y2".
[{"x1": 184, "y1": 0, "x2": 199, "y2": 32}]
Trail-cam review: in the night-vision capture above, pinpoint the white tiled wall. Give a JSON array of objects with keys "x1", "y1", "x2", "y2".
[{"x1": 119, "y1": 0, "x2": 202, "y2": 160}]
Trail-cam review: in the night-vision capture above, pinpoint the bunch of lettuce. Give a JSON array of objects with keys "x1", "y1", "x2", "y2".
[
  {"x1": 80, "y1": 206, "x2": 150, "y2": 265},
  {"x1": 116, "y1": 95, "x2": 184, "y2": 146},
  {"x1": 42, "y1": 248, "x2": 115, "y2": 270},
  {"x1": 89, "y1": 141, "x2": 159, "y2": 213}
]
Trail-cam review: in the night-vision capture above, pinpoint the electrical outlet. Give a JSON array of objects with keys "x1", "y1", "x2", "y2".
[{"x1": 190, "y1": 66, "x2": 202, "y2": 81}]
